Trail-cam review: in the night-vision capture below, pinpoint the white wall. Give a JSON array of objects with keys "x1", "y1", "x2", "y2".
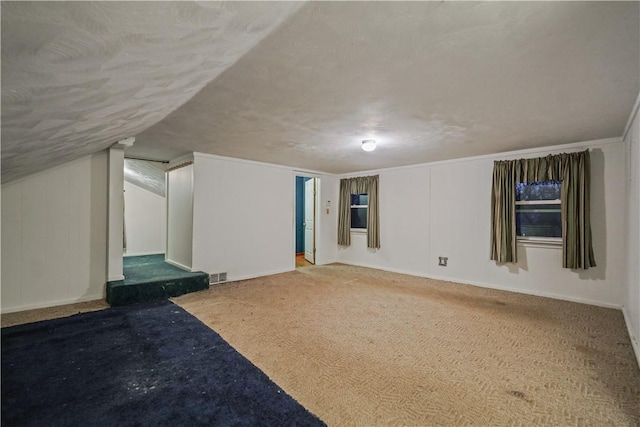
[
  {"x1": 1, "y1": 152, "x2": 108, "y2": 313},
  {"x1": 107, "y1": 146, "x2": 125, "y2": 281},
  {"x1": 338, "y1": 138, "x2": 626, "y2": 308},
  {"x1": 191, "y1": 153, "x2": 337, "y2": 281},
  {"x1": 124, "y1": 181, "x2": 166, "y2": 256},
  {"x1": 315, "y1": 174, "x2": 339, "y2": 266},
  {"x1": 166, "y1": 163, "x2": 194, "y2": 270},
  {"x1": 623, "y1": 96, "x2": 640, "y2": 365}
]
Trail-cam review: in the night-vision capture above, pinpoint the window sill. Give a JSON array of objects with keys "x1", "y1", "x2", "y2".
[
  {"x1": 517, "y1": 237, "x2": 562, "y2": 249},
  {"x1": 350, "y1": 228, "x2": 367, "y2": 234}
]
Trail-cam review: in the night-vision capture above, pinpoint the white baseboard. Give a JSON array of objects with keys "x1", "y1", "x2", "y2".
[
  {"x1": 220, "y1": 267, "x2": 295, "y2": 284},
  {"x1": 1, "y1": 294, "x2": 104, "y2": 315},
  {"x1": 108, "y1": 275, "x2": 125, "y2": 282},
  {"x1": 124, "y1": 252, "x2": 164, "y2": 257},
  {"x1": 427, "y1": 272, "x2": 622, "y2": 309},
  {"x1": 165, "y1": 259, "x2": 192, "y2": 272},
  {"x1": 622, "y1": 306, "x2": 640, "y2": 369},
  {"x1": 315, "y1": 259, "x2": 338, "y2": 266},
  {"x1": 339, "y1": 261, "x2": 621, "y2": 309}
]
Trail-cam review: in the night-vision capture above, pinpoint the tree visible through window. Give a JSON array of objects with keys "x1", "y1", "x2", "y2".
[
  {"x1": 350, "y1": 194, "x2": 368, "y2": 229},
  {"x1": 515, "y1": 181, "x2": 561, "y2": 240}
]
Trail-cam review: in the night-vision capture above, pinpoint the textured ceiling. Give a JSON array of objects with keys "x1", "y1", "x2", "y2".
[
  {"x1": 124, "y1": 159, "x2": 166, "y2": 197},
  {"x1": 2, "y1": 2, "x2": 639, "y2": 181},
  {"x1": 1, "y1": 1, "x2": 303, "y2": 182}
]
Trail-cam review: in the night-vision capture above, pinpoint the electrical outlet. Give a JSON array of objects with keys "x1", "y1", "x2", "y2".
[{"x1": 438, "y1": 257, "x2": 448, "y2": 267}]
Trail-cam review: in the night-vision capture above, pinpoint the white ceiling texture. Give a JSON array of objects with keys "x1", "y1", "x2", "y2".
[{"x1": 2, "y1": 1, "x2": 639, "y2": 183}]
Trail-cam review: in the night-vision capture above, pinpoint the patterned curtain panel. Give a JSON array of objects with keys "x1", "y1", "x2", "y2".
[
  {"x1": 490, "y1": 150, "x2": 595, "y2": 269},
  {"x1": 337, "y1": 175, "x2": 380, "y2": 249}
]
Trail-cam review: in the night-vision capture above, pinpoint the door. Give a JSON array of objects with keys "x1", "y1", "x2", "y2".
[{"x1": 304, "y1": 178, "x2": 316, "y2": 264}]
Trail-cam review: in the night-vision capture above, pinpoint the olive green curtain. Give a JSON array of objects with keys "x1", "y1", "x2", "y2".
[
  {"x1": 338, "y1": 179, "x2": 353, "y2": 246},
  {"x1": 490, "y1": 161, "x2": 517, "y2": 263},
  {"x1": 367, "y1": 176, "x2": 380, "y2": 249},
  {"x1": 337, "y1": 175, "x2": 380, "y2": 249},
  {"x1": 490, "y1": 150, "x2": 595, "y2": 269},
  {"x1": 559, "y1": 152, "x2": 595, "y2": 269}
]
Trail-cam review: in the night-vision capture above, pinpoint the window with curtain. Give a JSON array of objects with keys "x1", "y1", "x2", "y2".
[
  {"x1": 490, "y1": 150, "x2": 595, "y2": 269},
  {"x1": 338, "y1": 175, "x2": 380, "y2": 248}
]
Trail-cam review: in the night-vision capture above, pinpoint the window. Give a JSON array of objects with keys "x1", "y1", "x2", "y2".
[
  {"x1": 515, "y1": 181, "x2": 561, "y2": 242},
  {"x1": 350, "y1": 194, "x2": 368, "y2": 230}
]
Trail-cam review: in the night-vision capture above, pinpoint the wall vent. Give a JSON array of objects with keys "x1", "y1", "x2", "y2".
[{"x1": 219, "y1": 272, "x2": 227, "y2": 282}]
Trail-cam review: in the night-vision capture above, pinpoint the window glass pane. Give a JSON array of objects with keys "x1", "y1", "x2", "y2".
[
  {"x1": 351, "y1": 207, "x2": 367, "y2": 229},
  {"x1": 516, "y1": 181, "x2": 561, "y2": 201},
  {"x1": 351, "y1": 193, "x2": 368, "y2": 229},
  {"x1": 516, "y1": 204, "x2": 562, "y2": 237},
  {"x1": 351, "y1": 193, "x2": 368, "y2": 206}
]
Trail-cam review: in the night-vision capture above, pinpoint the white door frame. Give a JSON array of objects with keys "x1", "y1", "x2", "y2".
[
  {"x1": 293, "y1": 172, "x2": 321, "y2": 267},
  {"x1": 304, "y1": 177, "x2": 316, "y2": 264}
]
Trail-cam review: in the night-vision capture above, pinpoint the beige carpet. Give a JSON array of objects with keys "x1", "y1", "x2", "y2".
[
  {"x1": 3, "y1": 265, "x2": 639, "y2": 425},
  {"x1": 1, "y1": 300, "x2": 109, "y2": 328},
  {"x1": 173, "y1": 264, "x2": 640, "y2": 426}
]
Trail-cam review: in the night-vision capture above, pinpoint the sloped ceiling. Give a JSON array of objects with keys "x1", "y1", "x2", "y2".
[
  {"x1": 1, "y1": 1, "x2": 303, "y2": 182},
  {"x1": 2, "y1": 1, "x2": 639, "y2": 181},
  {"x1": 124, "y1": 159, "x2": 166, "y2": 197}
]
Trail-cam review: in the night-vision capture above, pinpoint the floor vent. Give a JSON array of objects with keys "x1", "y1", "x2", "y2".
[{"x1": 209, "y1": 272, "x2": 228, "y2": 284}]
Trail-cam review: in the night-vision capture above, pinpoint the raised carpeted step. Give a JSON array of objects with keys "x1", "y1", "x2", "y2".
[{"x1": 106, "y1": 254, "x2": 209, "y2": 306}]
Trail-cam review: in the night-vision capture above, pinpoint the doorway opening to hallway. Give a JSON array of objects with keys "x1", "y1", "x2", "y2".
[{"x1": 295, "y1": 175, "x2": 318, "y2": 268}]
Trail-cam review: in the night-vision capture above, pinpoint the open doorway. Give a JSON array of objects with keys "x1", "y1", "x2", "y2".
[
  {"x1": 295, "y1": 175, "x2": 318, "y2": 268},
  {"x1": 123, "y1": 159, "x2": 167, "y2": 258}
]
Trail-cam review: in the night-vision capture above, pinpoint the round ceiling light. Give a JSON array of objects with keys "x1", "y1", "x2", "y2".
[{"x1": 361, "y1": 139, "x2": 376, "y2": 152}]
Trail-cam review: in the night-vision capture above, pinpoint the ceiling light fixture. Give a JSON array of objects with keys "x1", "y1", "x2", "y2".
[{"x1": 361, "y1": 139, "x2": 376, "y2": 152}]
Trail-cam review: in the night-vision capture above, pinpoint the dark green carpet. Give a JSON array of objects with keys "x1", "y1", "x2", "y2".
[
  {"x1": 122, "y1": 254, "x2": 205, "y2": 285},
  {"x1": 107, "y1": 255, "x2": 209, "y2": 306}
]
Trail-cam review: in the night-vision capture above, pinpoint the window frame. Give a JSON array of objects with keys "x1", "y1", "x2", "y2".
[
  {"x1": 515, "y1": 183, "x2": 562, "y2": 247},
  {"x1": 350, "y1": 193, "x2": 368, "y2": 233}
]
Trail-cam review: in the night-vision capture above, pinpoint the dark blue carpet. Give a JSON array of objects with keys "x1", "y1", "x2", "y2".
[{"x1": 1, "y1": 301, "x2": 325, "y2": 427}]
